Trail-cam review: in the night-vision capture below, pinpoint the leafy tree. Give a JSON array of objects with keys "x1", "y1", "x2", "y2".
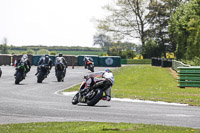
[
  {"x1": 50, "y1": 51, "x2": 57, "y2": 55},
  {"x1": 146, "y1": 0, "x2": 185, "y2": 58},
  {"x1": 96, "y1": 0, "x2": 152, "y2": 48},
  {"x1": 122, "y1": 49, "x2": 136, "y2": 59},
  {"x1": 37, "y1": 49, "x2": 50, "y2": 55},
  {"x1": 168, "y1": 0, "x2": 200, "y2": 60},
  {"x1": 142, "y1": 38, "x2": 161, "y2": 58},
  {"x1": 93, "y1": 34, "x2": 112, "y2": 54},
  {"x1": 108, "y1": 43, "x2": 136, "y2": 59},
  {"x1": 26, "y1": 48, "x2": 35, "y2": 55},
  {"x1": 0, "y1": 38, "x2": 9, "y2": 54}
]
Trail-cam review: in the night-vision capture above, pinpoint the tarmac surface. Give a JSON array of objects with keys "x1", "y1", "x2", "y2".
[{"x1": 0, "y1": 66, "x2": 200, "y2": 129}]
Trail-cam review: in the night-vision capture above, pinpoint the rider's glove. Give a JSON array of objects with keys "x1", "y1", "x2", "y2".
[{"x1": 84, "y1": 75, "x2": 89, "y2": 80}]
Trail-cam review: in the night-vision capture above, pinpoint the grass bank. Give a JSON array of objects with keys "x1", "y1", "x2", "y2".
[
  {"x1": 0, "y1": 122, "x2": 198, "y2": 133},
  {"x1": 65, "y1": 65, "x2": 200, "y2": 106}
]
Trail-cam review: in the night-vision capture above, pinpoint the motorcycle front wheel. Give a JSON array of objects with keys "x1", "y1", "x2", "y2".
[
  {"x1": 37, "y1": 72, "x2": 44, "y2": 83},
  {"x1": 72, "y1": 92, "x2": 79, "y2": 105},
  {"x1": 87, "y1": 89, "x2": 103, "y2": 106},
  {"x1": 89, "y1": 64, "x2": 94, "y2": 72},
  {"x1": 15, "y1": 72, "x2": 23, "y2": 84}
]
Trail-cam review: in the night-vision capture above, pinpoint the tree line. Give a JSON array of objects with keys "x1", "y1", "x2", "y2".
[
  {"x1": 0, "y1": 41, "x2": 104, "y2": 55},
  {"x1": 94, "y1": 0, "x2": 200, "y2": 61}
]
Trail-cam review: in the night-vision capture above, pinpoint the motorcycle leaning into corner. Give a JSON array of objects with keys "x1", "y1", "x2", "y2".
[
  {"x1": 36, "y1": 64, "x2": 50, "y2": 83},
  {"x1": 72, "y1": 76, "x2": 112, "y2": 106},
  {"x1": 14, "y1": 61, "x2": 27, "y2": 84}
]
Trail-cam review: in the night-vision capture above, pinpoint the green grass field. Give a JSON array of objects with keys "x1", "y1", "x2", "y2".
[
  {"x1": 0, "y1": 122, "x2": 198, "y2": 133},
  {"x1": 65, "y1": 65, "x2": 200, "y2": 106}
]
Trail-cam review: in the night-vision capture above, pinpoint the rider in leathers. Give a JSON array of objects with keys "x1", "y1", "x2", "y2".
[
  {"x1": 55, "y1": 53, "x2": 67, "y2": 76},
  {"x1": 14, "y1": 54, "x2": 31, "y2": 77},
  {"x1": 35, "y1": 54, "x2": 53, "y2": 76},
  {"x1": 81, "y1": 69, "x2": 114, "y2": 101},
  {"x1": 83, "y1": 56, "x2": 93, "y2": 69}
]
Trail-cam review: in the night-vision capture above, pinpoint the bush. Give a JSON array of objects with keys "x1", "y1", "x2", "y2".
[{"x1": 37, "y1": 49, "x2": 50, "y2": 55}]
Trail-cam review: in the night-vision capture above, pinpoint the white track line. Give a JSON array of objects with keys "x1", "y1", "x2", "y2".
[{"x1": 61, "y1": 91, "x2": 188, "y2": 106}]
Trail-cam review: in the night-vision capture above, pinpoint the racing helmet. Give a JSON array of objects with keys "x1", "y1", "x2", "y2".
[
  {"x1": 58, "y1": 53, "x2": 63, "y2": 57},
  {"x1": 104, "y1": 68, "x2": 112, "y2": 73},
  {"x1": 45, "y1": 54, "x2": 49, "y2": 58},
  {"x1": 22, "y1": 54, "x2": 28, "y2": 60}
]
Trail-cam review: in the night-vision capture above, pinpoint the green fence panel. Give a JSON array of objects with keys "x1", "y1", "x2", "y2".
[
  {"x1": 78, "y1": 55, "x2": 99, "y2": 66},
  {"x1": 99, "y1": 56, "x2": 121, "y2": 67},
  {"x1": 33, "y1": 55, "x2": 55, "y2": 66},
  {"x1": 121, "y1": 59, "x2": 127, "y2": 64},
  {"x1": 177, "y1": 67, "x2": 200, "y2": 88}
]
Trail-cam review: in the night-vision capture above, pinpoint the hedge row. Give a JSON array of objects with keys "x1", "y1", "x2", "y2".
[{"x1": 121, "y1": 59, "x2": 151, "y2": 64}]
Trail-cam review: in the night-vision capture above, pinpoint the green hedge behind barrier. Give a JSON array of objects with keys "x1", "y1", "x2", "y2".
[{"x1": 121, "y1": 59, "x2": 151, "y2": 64}]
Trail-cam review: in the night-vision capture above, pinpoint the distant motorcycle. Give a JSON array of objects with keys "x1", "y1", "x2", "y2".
[
  {"x1": 72, "y1": 77, "x2": 108, "y2": 106},
  {"x1": 15, "y1": 62, "x2": 26, "y2": 84},
  {"x1": 87, "y1": 61, "x2": 94, "y2": 72},
  {"x1": 55, "y1": 59, "x2": 66, "y2": 82},
  {"x1": 37, "y1": 64, "x2": 50, "y2": 83}
]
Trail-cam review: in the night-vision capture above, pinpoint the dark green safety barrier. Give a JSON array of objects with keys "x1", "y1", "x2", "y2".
[
  {"x1": 178, "y1": 67, "x2": 200, "y2": 88},
  {"x1": 78, "y1": 55, "x2": 99, "y2": 66},
  {"x1": 33, "y1": 55, "x2": 55, "y2": 66},
  {"x1": 121, "y1": 59, "x2": 127, "y2": 64},
  {"x1": 99, "y1": 56, "x2": 121, "y2": 67},
  {"x1": 77, "y1": 55, "x2": 121, "y2": 67}
]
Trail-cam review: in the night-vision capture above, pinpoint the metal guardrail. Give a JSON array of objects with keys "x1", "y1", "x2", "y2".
[{"x1": 172, "y1": 60, "x2": 190, "y2": 72}]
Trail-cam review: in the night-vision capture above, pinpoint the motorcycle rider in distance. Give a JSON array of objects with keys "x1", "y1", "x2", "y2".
[
  {"x1": 81, "y1": 68, "x2": 114, "y2": 101},
  {"x1": 14, "y1": 54, "x2": 31, "y2": 78},
  {"x1": 55, "y1": 53, "x2": 68, "y2": 76},
  {"x1": 83, "y1": 56, "x2": 93, "y2": 69},
  {"x1": 35, "y1": 54, "x2": 53, "y2": 76}
]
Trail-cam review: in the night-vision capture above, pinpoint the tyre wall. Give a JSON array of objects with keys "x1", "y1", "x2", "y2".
[{"x1": 0, "y1": 54, "x2": 12, "y2": 65}]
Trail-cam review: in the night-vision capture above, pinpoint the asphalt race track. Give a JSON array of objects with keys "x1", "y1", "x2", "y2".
[{"x1": 0, "y1": 66, "x2": 200, "y2": 129}]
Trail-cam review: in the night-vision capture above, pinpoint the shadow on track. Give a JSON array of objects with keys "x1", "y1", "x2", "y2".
[{"x1": 77, "y1": 104, "x2": 110, "y2": 108}]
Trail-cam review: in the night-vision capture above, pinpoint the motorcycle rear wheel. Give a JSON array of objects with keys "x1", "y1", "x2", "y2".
[
  {"x1": 56, "y1": 71, "x2": 63, "y2": 82},
  {"x1": 87, "y1": 89, "x2": 103, "y2": 106}
]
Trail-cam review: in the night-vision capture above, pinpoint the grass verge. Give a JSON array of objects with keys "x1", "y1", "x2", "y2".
[
  {"x1": 0, "y1": 122, "x2": 199, "y2": 133},
  {"x1": 64, "y1": 65, "x2": 200, "y2": 106}
]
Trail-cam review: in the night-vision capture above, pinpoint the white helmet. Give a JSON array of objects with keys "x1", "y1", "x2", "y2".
[
  {"x1": 21, "y1": 54, "x2": 28, "y2": 62},
  {"x1": 22, "y1": 54, "x2": 28, "y2": 59}
]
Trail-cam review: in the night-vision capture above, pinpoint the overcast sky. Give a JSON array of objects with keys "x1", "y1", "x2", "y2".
[{"x1": 0, "y1": 0, "x2": 110, "y2": 47}]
